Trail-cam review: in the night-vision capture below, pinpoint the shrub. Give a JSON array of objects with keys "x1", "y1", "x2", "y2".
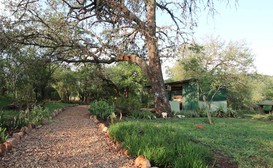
[
  {"x1": 114, "y1": 96, "x2": 141, "y2": 116},
  {"x1": 267, "y1": 114, "x2": 273, "y2": 120},
  {"x1": 0, "y1": 106, "x2": 51, "y2": 131},
  {"x1": 129, "y1": 110, "x2": 156, "y2": 120},
  {"x1": 89, "y1": 100, "x2": 114, "y2": 120},
  {"x1": 26, "y1": 106, "x2": 51, "y2": 124}
]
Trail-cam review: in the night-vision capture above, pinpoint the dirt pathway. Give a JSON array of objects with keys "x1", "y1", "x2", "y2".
[{"x1": 1, "y1": 105, "x2": 134, "y2": 168}]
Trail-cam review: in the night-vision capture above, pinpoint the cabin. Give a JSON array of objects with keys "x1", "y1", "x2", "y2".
[
  {"x1": 258, "y1": 100, "x2": 273, "y2": 114},
  {"x1": 165, "y1": 79, "x2": 227, "y2": 113}
]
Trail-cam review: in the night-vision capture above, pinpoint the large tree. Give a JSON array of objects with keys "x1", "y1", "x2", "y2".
[
  {"x1": 1, "y1": 0, "x2": 219, "y2": 114},
  {"x1": 168, "y1": 37, "x2": 255, "y2": 123}
]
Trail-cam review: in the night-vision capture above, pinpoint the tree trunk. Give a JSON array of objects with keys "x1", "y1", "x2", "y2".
[
  {"x1": 145, "y1": 0, "x2": 171, "y2": 114},
  {"x1": 203, "y1": 95, "x2": 214, "y2": 124}
]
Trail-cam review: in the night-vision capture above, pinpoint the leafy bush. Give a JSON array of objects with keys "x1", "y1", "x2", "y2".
[
  {"x1": 114, "y1": 96, "x2": 141, "y2": 116},
  {"x1": 0, "y1": 106, "x2": 51, "y2": 131},
  {"x1": 25, "y1": 106, "x2": 51, "y2": 124},
  {"x1": 89, "y1": 100, "x2": 114, "y2": 120},
  {"x1": 129, "y1": 110, "x2": 156, "y2": 120},
  {"x1": 212, "y1": 107, "x2": 237, "y2": 118},
  {"x1": 109, "y1": 122, "x2": 212, "y2": 167},
  {"x1": 267, "y1": 114, "x2": 273, "y2": 120}
]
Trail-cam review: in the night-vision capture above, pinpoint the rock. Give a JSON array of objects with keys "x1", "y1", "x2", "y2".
[
  {"x1": 98, "y1": 123, "x2": 106, "y2": 130},
  {"x1": 123, "y1": 149, "x2": 129, "y2": 156},
  {"x1": 23, "y1": 126, "x2": 31, "y2": 134},
  {"x1": 18, "y1": 131, "x2": 24, "y2": 138},
  {"x1": 6, "y1": 138, "x2": 17, "y2": 147},
  {"x1": 196, "y1": 124, "x2": 205, "y2": 129},
  {"x1": 0, "y1": 143, "x2": 6, "y2": 156},
  {"x1": 102, "y1": 127, "x2": 108, "y2": 133},
  {"x1": 41, "y1": 118, "x2": 48, "y2": 125},
  {"x1": 12, "y1": 132, "x2": 23, "y2": 141},
  {"x1": 27, "y1": 123, "x2": 33, "y2": 129},
  {"x1": 176, "y1": 115, "x2": 185, "y2": 119},
  {"x1": 20, "y1": 127, "x2": 26, "y2": 134},
  {"x1": 161, "y1": 112, "x2": 168, "y2": 118},
  {"x1": 135, "y1": 155, "x2": 151, "y2": 168},
  {"x1": 3, "y1": 141, "x2": 13, "y2": 151}
]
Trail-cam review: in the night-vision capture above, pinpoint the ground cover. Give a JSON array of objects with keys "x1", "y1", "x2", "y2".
[{"x1": 109, "y1": 117, "x2": 273, "y2": 168}]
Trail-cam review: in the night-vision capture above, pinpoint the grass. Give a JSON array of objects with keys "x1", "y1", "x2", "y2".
[
  {"x1": 109, "y1": 120, "x2": 212, "y2": 168},
  {"x1": 109, "y1": 117, "x2": 273, "y2": 168},
  {"x1": 43, "y1": 101, "x2": 72, "y2": 113}
]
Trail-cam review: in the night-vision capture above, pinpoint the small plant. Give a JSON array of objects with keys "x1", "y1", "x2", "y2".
[
  {"x1": 89, "y1": 100, "x2": 114, "y2": 120},
  {"x1": 226, "y1": 108, "x2": 237, "y2": 118},
  {"x1": 129, "y1": 110, "x2": 156, "y2": 120},
  {"x1": 0, "y1": 127, "x2": 8, "y2": 143},
  {"x1": 267, "y1": 114, "x2": 273, "y2": 120},
  {"x1": 114, "y1": 96, "x2": 141, "y2": 116}
]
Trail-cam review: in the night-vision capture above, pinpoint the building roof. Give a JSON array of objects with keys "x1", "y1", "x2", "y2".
[{"x1": 258, "y1": 100, "x2": 273, "y2": 106}]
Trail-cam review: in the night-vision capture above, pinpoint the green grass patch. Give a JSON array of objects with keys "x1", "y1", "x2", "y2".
[
  {"x1": 44, "y1": 101, "x2": 71, "y2": 113},
  {"x1": 110, "y1": 118, "x2": 273, "y2": 168},
  {"x1": 109, "y1": 121, "x2": 212, "y2": 168}
]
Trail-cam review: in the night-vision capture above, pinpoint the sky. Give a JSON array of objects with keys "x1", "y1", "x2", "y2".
[
  {"x1": 194, "y1": 0, "x2": 273, "y2": 76},
  {"x1": 0, "y1": 1, "x2": 272, "y2": 76}
]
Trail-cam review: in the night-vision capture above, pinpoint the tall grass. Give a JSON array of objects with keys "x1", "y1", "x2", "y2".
[
  {"x1": 109, "y1": 121, "x2": 212, "y2": 168},
  {"x1": 110, "y1": 118, "x2": 273, "y2": 168}
]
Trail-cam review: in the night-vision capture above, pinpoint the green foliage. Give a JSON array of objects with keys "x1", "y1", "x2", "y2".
[
  {"x1": 109, "y1": 121, "x2": 212, "y2": 168},
  {"x1": 212, "y1": 107, "x2": 237, "y2": 118},
  {"x1": 111, "y1": 118, "x2": 273, "y2": 168},
  {"x1": 129, "y1": 110, "x2": 156, "y2": 120},
  {"x1": 249, "y1": 114, "x2": 273, "y2": 121},
  {"x1": 25, "y1": 106, "x2": 51, "y2": 124},
  {"x1": 168, "y1": 38, "x2": 256, "y2": 112},
  {"x1": 114, "y1": 96, "x2": 142, "y2": 116},
  {"x1": 89, "y1": 100, "x2": 114, "y2": 120},
  {"x1": 107, "y1": 62, "x2": 148, "y2": 97},
  {"x1": 0, "y1": 96, "x2": 15, "y2": 109},
  {"x1": 0, "y1": 127, "x2": 8, "y2": 143},
  {"x1": 43, "y1": 101, "x2": 71, "y2": 113},
  {"x1": 0, "y1": 106, "x2": 51, "y2": 130}
]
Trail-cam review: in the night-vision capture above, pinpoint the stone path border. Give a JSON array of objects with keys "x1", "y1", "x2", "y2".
[{"x1": 0, "y1": 105, "x2": 135, "y2": 168}]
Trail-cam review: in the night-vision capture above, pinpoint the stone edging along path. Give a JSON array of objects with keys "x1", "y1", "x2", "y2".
[
  {"x1": 0, "y1": 105, "x2": 137, "y2": 168},
  {"x1": 0, "y1": 107, "x2": 65, "y2": 157}
]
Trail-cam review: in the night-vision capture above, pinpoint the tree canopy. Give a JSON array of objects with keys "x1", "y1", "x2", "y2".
[{"x1": 0, "y1": 0, "x2": 229, "y2": 113}]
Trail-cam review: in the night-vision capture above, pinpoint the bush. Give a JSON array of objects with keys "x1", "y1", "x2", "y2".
[
  {"x1": 89, "y1": 100, "x2": 114, "y2": 120},
  {"x1": 129, "y1": 110, "x2": 156, "y2": 120},
  {"x1": 0, "y1": 106, "x2": 51, "y2": 131},
  {"x1": 212, "y1": 107, "x2": 237, "y2": 118},
  {"x1": 114, "y1": 96, "x2": 141, "y2": 116}
]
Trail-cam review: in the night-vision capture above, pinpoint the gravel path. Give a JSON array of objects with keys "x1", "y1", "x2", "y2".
[{"x1": 1, "y1": 105, "x2": 135, "y2": 168}]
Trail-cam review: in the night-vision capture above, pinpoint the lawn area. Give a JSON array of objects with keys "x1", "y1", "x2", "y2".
[{"x1": 109, "y1": 117, "x2": 273, "y2": 168}]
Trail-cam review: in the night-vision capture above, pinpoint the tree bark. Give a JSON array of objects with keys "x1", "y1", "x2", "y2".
[{"x1": 145, "y1": 0, "x2": 171, "y2": 114}]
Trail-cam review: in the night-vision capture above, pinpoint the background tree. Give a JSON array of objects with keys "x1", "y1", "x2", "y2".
[
  {"x1": 1, "y1": 0, "x2": 221, "y2": 114},
  {"x1": 106, "y1": 62, "x2": 147, "y2": 98},
  {"x1": 168, "y1": 37, "x2": 255, "y2": 123}
]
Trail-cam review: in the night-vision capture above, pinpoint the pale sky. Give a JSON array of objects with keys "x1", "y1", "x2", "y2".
[
  {"x1": 1, "y1": 1, "x2": 272, "y2": 76},
  {"x1": 195, "y1": 0, "x2": 273, "y2": 76}
]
